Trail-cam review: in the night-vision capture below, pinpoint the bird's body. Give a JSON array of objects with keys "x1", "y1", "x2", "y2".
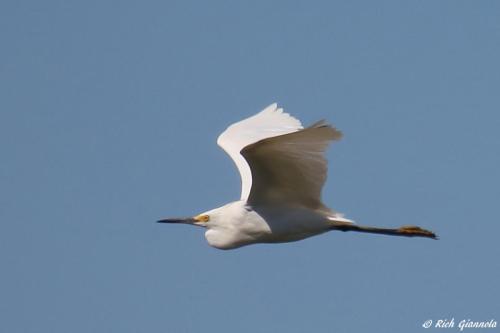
[
  {"x1": 159, "y1": 104, "x2": 437, "y2": 249},
  {"x1": 202, "y1": 201, "x2": 341, "y2": 249}
]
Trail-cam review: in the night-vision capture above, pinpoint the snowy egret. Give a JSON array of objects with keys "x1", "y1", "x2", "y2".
[{"x1": 158, "y1": 103, "x2": 437, "y2": 249}]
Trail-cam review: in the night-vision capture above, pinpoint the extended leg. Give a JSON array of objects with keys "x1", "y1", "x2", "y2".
[{"x1": 331, "y1": 222, "x2": 438, "y2": 239}]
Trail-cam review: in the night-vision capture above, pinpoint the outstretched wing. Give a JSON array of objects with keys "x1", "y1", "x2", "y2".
[
  {"x1": 217, "y1": 104, "x2": 303, "y2": 200},
  {"x1": 241, "y1": 120, "x2": 342, "y2": 210}
]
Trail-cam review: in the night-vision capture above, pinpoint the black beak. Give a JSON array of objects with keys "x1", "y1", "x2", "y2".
[{"x1": 157, "y1": 217, "x2": 196, "y2": 224}]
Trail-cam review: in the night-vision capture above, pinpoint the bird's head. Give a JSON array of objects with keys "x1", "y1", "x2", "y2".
[
  {"x1": 157, "y1": 212, "x2": 212, "y2": 227},
  {"x1": 157, "y1": 202, "x2": 243, "y2": 228}
]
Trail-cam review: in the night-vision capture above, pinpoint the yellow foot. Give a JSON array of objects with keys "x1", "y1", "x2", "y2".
[{"x1": 397, "y1": 225, "x2": 438, "y2": 239}]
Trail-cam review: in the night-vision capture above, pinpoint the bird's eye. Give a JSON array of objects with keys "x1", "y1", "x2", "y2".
[{"x1": 196, "y1": 214, "x2": 210, "y2": 222}]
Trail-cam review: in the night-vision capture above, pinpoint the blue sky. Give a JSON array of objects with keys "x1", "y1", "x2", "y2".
[{"x1": 1, "y1": 1, "x2": 499, "y2": 332}]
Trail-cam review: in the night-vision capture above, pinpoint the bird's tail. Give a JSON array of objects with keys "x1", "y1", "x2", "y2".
[{"x1": 327, "y1": 214, "x2": 355, "y2": 224}]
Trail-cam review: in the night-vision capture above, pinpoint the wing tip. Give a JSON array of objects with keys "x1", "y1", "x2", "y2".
[
  {"x1": 261, "y1": 103, "x2": 278, "y2": 114},
  {"x1": 309, "y1": 120, "x2": 343, "y2": 140},
  {"x1": 260, "y1": 103, "x2": 286, "y2": 118},
  {"x1": 257, "y1": 102, "x2": 303, "y2": 129}
]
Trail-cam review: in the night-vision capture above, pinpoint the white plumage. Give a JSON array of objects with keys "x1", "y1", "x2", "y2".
[
  {"x1": 159, "y1": 104, "x2": 437, "y2": 249},
  {"x1": 217, "y1": 103, "x2": 303, "y2": 200}
]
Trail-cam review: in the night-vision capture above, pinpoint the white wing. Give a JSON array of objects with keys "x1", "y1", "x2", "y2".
[
  {"x1": 241, "y1": 120, "x2": 342, "y2": 210},
  {"x1": 217, "y1": 103, "x2": 303, "y2": 200}
]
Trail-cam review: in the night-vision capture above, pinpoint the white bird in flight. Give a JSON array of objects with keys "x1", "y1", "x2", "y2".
[{"x1": 158, "y1": 103, "x2": 437, "y2": 249}]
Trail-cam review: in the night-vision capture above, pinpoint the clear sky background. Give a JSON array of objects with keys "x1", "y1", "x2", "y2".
[{"x1": 1, "y1": 1, "x2": 499, "y2": 332}]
